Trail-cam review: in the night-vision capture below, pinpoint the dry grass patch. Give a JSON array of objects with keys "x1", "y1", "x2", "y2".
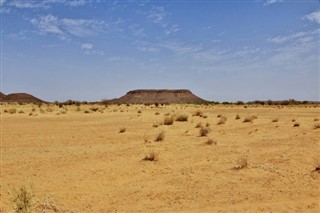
[
  {"x1": 119, "y1": 128, "x2": 126, "y2": 133},
  {"x1": 199, "y1": 127, "x2": 210, "y2": 137},
  {"x1": 313, "y1": 123, "x2": 320, "y2": 129},
  {"x1": 176, "y1": 114, "x2": 188, "y2": 122},
  {"x1": 5, "y1": 108, "x2": 17, "y2": 114},
  {"x1": 9, "y1": 185, "x2": 34, "y2": 213},
  {"x1": 272, "y1": 118, "x2": 279, "y2": 122},
  {"x1": 293, "y1": 122, "x2": 300, "y2": 127},
  {"x1": 235, "y1": 114, "x2": 241, "y2": 120},
  {"x1": 204, "y1": 139, "x2": 217, "y2": 145},
  {"x1": 143, "y1": 150, "x2": 159, "y2": 161},
  {"x1": 243, "y1": 115, "x2": 257, "y2": 123},
  {"x1": 193, "y1": 110, "x2": 203, "y2": 117},
  {"x1": 163, "y1": 116, "x2": 174, "y2": 125},
  {"x1": 195, "y1": 122, "x2": 203, "y2": 128},
  {"x1": 217, "y1": 116, "x2": 227, "y2": 125},
  {"x1": 155, "y1": 131, "x2": 165, "y2": 142}
]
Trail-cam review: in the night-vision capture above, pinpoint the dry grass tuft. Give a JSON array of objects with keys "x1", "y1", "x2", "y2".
[
  {"x1": 217, "y1": 116, "x2": 227, "y2": 125},
  {"x1": 293, "y1": 122, "x2": 300, "y2": 127},
  {"x1": 193, "y1": 110, "x2": 203, "y2": 117},
  {"x1": 143, "y1": 150, "x2": 159, "y2": 161},
  {"x1": 235, "y1": 114, "x2": 241, "y2": 120},
  {"x1": 144, "y1": 134, "x2": 150, "y2": 143},
  {"x1": 204, "y1": 139, "x2": 217, "y2": 145},
  {"x1": 119, "y1": 128, "x2": 126, "y2": 133},
  {"x1": 243, "y1": 116, "x2": 256, "y2": 123},
  {"x1": 155, "y1": 112, "x2": 160, "y2": 115},
  {"x1": 199, "y1": 127, "x2": 210, "y2": 137},
  {"x1": 163, "y1": 116, "x2": 174, "y2": 125},
  {"x1": 84, "y1": 110, "x2": 90, "y2": 114},
  {"x1": 5, "y1": 108, "x2": 17, "y2": 114},
  {"x1": 272, "y1": 118, "x2": 279, "y2": 122},
  {"x1": 292, "y1": 118, "x2": 296, "y2": 122},
  {"x1": 18, "y1": 110, "x2": 24, "y2": 114},
  {"x1": 154, "y1": 131, "x2": 165, "y2": 142},
  {"x1": 9, "y1": 185, "x2": 34, "y2": 213},
  {"x1": 195, "y1": 122, "x2": 203, "y2": 128},
  {"x1": 314, "y1": 118, "x2": 319, "y2": 121},
  {"x1": 176, "y1": 114, "x2": 188, "y2": 122},
  {"x1": 313, "y1": 123, "x2": 320, "y2": 129}
]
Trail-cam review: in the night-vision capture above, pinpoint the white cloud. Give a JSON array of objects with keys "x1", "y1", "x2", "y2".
[
  {"x1": 146, "y1": 6, "x2": 180, "y2": 36},
  {"x1": 81, "y1": 43, "x2": 93, "y2": 50},
  {"x1": 68, "y1": 0, "x2": 86, "y2": 6},
  {"x1": 264, "y1": 0, "x2": 283, "y2": 6},
  {"x1": 31, "y1": 15, "x2": 64, "y2": 35},
  {"x1": 303, "y1": 10, "x2": 320, "y2": 24},
  {"x1": 80, "y1": 43, "x2": 104, "y2": 55},
  {"x1": 3, "y1": 0, "x2": 87, "y2": 9},
  {"x1": 148, "y1": 6, "x2": 166, "y2": 24},
  {"x1": 268, "y1": 30, "x2": 318, "y2": 44},
  {"x1": 60, "y1": 18, "x2": 105, "y2": 37},
  {"x1": 8, "y1": 0, "x2": 49, "y2": 8},
  {"x1": 31, "y1": 15, "x2": 106, "y2": 39}
]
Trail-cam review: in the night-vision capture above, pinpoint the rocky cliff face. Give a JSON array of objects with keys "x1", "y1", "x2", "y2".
[{"x1": 107, "y1": 89, "x2": 207, "y2": 104}]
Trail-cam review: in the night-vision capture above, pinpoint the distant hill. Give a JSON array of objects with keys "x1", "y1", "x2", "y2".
[
  {"x1": 0, "y1": 92, "x2": 6, "y2": 101},
  {"x1": 0, "y1": 92, "x2": 45, "y2": 103},
  {"x1": 105, "y1": 89, "x2": 207, "y2": 104}
]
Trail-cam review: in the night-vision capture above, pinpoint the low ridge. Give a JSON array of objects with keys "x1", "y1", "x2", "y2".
[
  {"x1": 0, "y1": 92, "x2": 45, "y2": 103},
  {"x1": 106, "y1": 89, "x2": 207, "y2": 104}
]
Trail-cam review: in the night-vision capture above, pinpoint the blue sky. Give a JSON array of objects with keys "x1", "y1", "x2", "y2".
[{"x1": 1, "y1": 0, "x2": 319, "y2": 102}]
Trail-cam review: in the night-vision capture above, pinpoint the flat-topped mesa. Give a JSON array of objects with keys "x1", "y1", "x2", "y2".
[
  {"x1": 107, "y1": 89, "x2": 207, "y2": 104},
  {"x1": 127, "y1": 89, "x2": 192, "y2": 94}
]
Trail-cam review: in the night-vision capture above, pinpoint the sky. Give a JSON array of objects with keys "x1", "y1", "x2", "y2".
[{"x1": 0, "y1": 0, "x2": 319, "y2": 102}]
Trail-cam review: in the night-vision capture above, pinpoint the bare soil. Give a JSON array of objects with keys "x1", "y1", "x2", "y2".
[{"x1": 1, "y1": 104, "x2": 319, "y2": 212}]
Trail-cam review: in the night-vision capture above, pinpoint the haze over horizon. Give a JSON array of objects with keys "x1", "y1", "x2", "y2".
[{"x1": 1, "y1": 0, "x2": 319, "y2": 102}]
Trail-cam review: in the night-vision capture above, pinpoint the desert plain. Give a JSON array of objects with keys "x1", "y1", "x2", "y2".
[{"x1": 1, "y1": 103, "x2": 320, "y2": 212}]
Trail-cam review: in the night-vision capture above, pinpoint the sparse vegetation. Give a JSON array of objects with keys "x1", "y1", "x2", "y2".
[
  {"x1": 193, "y1": 110, "x2": 203, "y2": 117},
  {"x1": 272, "y1": 118, "x2": 279, "y2": 122},
  {"x1": 90, "y1": 107, "x2": 99, "y2": 112},
  {"x1": 243, "y1": 116, "x2": 256, "y2": 123},
  {"x1": 217, "y1": 116, "x2": 227, "y2": 125},
  {"x1": 235, "y1": 114, "x2": 240, "y2": 120},
  {"x1": 204, "y1": 139, "x2": 216, "y2": 145},
  {"x1": 143, "y1": 150, "x2": 158, "y2": 161},
  {"x1": 155, "y1": 131, "x2": 165, "y2": 142},
  {"x1": 313, "y1": 123, "x2": 320, "y2": 129},
  {"x1": 176, "y1": 114, "x2": 188, "y2": 122},
  {"x1": 195, "y1": 122, "x2": 203, "y2": 128},
  {"x1": 10, "y1": 185, "x2": 34, "y2": 213},
  {"x1": 163, "y1": 116, "x2": 174, "y2": 125},
  {"x1": 119, "y1": 128, "x2": 126, "y2": 133},
  {"x1": 293, "y1": 122, "x2": 300, "y2": 127},
  {"x1": 199, "y1": 127, "x2": 210, "y2": 137},
  {"x1": 5, "y1": 108, "x2": 17, "y2": 114}
]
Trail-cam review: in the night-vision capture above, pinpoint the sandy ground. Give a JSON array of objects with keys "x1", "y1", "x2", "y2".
[{"x1": 1, "y1": 103, "x2": 319, "y2": 212}]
